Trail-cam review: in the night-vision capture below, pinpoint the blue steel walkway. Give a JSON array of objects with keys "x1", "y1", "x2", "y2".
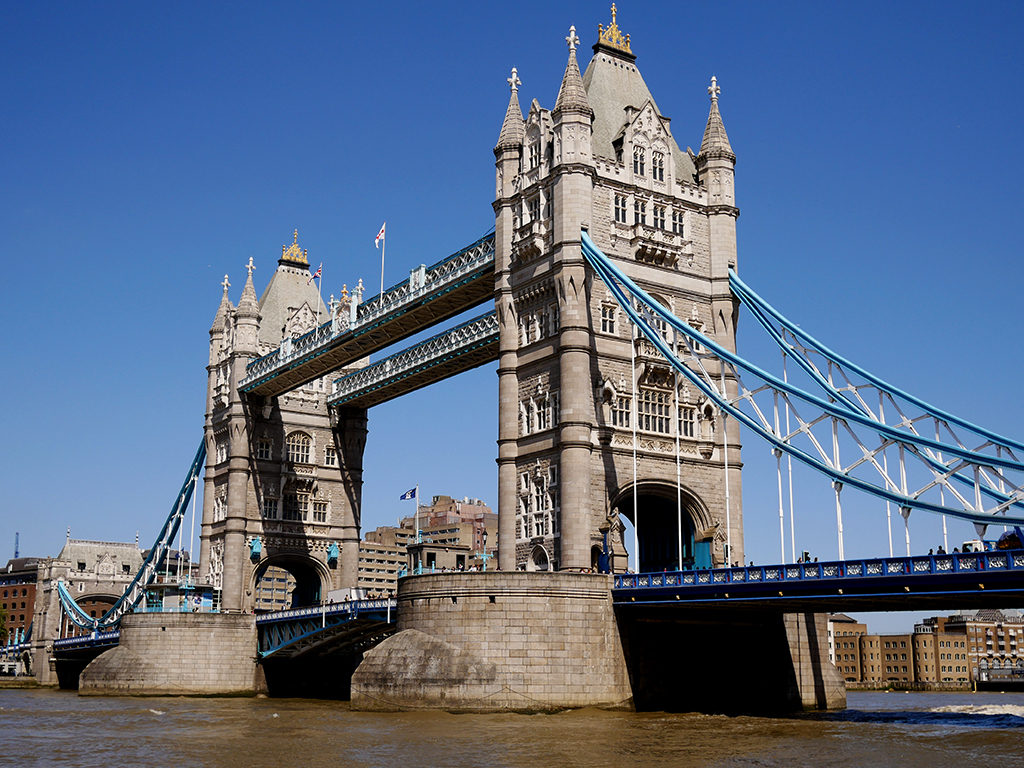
[
  {"x1": 613, "y1": 549, "x2": 1024, "y2": 612},
  {"x1": 257, "y1": 598, "x2": 397, "y2": 659}
]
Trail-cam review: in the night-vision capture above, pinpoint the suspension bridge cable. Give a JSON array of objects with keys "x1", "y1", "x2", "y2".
[{"x1": 581, "y1": 231, "x2": 1024, "y2": 527}]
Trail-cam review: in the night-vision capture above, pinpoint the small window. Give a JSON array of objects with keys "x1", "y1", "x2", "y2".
[
  {"x1": 614, "y1": 194, "x2": 628, "y2": 223},
  {"x1": 263, "y1": 498, "x2": 278, "y2": 519},
  {"x1": 652, "y1": 151, "x2": 665, "y2": 181},
  {"x1": 600, "y1": 304, "x2": 617, "y2": 334},
  {"x1": 633, "y1": 199, "x2": 647, "y2": 225},
  {"x1": 77, "y1": 561, "x2": 86, "y2": 571},
  {"x1": 672, "y1": 210, "x2": 684, "y2": 235},
  {"x1": 255, "y1": 438, "x2": 273, "y2": 461},
  {"x1": 122, "y1": 564, "x2": 131, "y2": 574},
  {"x1": 312, "y1": 501, "x2": 328, "y2": 523},
  {"x1": 633, "y1": 145, "x2": 645, "y2": 176},
  {"x1": 527, "y1": 196, "x2": 540, "y2": 222},
  {"x1": 324, "y1": 445, "x2": 337, "y2": 467},
  {"x1": 653, "y1": 205, "x2": 665, "y2": 230}
]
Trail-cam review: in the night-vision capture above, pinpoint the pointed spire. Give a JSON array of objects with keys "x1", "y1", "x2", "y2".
[
  {"x1": 554, "y1": 26, "x2": 593, "y2": 118},
  {"x1": 237, "y1": 257, "x2": 260, "y2": 318},
  {"x1": 698, "y1": 76, "x2": 734, "y2": 161},
  {"x1": 210, "y1": 274, "x2": 234, "y2": 331},
  {"x1": 495, "y1": 67, "x2": 525, "y2": 151}
]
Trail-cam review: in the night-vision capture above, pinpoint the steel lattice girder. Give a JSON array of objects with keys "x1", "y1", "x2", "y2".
[
  {"x1": 581, "y1": 231, "x2": 1024, "y2": 526},
  {"x1": 329, "y1": 312, "x2": 498, "y2": 408}
]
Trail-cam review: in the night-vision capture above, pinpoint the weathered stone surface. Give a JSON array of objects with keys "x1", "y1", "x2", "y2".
[
  {"x1": 351, "y1": 572, "x2": 633, "y2": 712},
  {"x1": 79, "y1": 613, "x2": 263, "y2": 696}
]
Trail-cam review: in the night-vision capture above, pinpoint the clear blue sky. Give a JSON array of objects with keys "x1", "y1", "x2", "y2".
[{"x1": 3, "y1": 2, "x2": 1023, "y2": 633}]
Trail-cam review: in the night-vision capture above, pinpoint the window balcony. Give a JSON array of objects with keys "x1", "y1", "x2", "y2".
[
  {"x1": 624, "y1": 222, "x2": 693, "y2": 268},
  {"x1": 513, "y1": 218, "x2": 551, "y2": 262}
]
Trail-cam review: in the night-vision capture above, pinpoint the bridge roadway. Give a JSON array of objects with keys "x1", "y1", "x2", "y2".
[
  {"x1": 256, "y1": 598, "x2": 397, "y2": 659},
  {"x1": 240, "y1": 234, "x2": 495, "y2": 397},
  {"x1": 612, "y1": 548, "x2": 1024, "y2": 613}
]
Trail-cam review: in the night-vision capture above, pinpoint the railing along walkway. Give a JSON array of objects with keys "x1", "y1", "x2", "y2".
[{"x1": 240, "y1": 234, "x2": 495, "y2": 396}]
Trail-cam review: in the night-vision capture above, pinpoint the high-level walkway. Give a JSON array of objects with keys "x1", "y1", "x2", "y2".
[{"x1": 241, "y1": 234, "x2": 495, "y2": 396}]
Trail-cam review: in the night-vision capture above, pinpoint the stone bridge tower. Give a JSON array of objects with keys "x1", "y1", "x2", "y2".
[
  {"x1": 201, "y1": 233, "x2": 365, "y2": 612},
  {"x1": 494, "y1": 9, "x2": 743, "y2": 573}
]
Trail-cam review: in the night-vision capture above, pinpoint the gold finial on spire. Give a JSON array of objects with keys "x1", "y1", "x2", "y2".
[
  {"x1": 280, "y1": 228, "x2": 309, "y2": 265},
  {"x1": 597, "y1": 3, "x2": 631, "y2": 54}
]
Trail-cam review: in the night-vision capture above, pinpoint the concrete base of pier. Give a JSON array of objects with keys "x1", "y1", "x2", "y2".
[
  {"x1": 351, "y1": 571, "x2": 634, "y2": 712},
  {"x1": 78, "y1": 613, "x2": 265, "y2": 696}
]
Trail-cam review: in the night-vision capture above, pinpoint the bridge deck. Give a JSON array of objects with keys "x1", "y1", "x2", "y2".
[
  {"x1": 241, "y1": 235, "x2": 495, "y2": 397},
  {"x1": 256, "y1": 599, "x2": 397, "y2": 658},
  {"x1": 613, "y1": 550, "x2": 1024, "y2": 612}
]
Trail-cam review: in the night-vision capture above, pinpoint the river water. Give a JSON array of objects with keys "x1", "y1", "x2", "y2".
[{"x1": 1, "y1": 690, "x2": 1021, "y2": 767}]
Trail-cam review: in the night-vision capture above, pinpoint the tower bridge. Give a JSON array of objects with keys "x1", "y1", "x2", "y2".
[{"x1": 40, "y1": 8, "x2": 1024, "y2": 714}]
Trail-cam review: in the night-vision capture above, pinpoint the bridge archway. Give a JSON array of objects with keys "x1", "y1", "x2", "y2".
[
  {"x1": 250, "y1": 555, "x2": 330, "y2": 611},
  {"x1": 527, "y1": 545, "x2": 551, "y2": 572},
  {"x1": 610, "y1": 481, "x2": 713, "y2": 573}
]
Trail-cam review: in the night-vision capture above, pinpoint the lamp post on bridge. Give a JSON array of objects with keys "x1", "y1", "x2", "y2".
[{"x1": 480, "y1": 530, "x2": 492, "y2": 572}]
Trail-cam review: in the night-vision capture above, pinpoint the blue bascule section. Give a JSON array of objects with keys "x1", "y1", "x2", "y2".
[
  {"x1": 614, "y1": 549, "x2": 1024, "y2": 611},
  {"x1": 55, "y1": 440, "x2": 207, "y2": 634},
  {"x1": 580, "y1": 231, "x2": 1024, "y2": 529},
  {"x1": 256, "y1": 599, "x2": 397, "y2": 659}
]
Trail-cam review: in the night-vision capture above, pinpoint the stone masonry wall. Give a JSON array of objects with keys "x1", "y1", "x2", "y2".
[
  {"x1": 351, "y1": 571, "x2": 632, "y2": 711},
  {"x1": 78, "y1": 613, "x2": 264, "y2": 695}
]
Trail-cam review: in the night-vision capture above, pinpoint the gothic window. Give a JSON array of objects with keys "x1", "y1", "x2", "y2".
[
  {"x1": 528, "y1": 139, "x2": 540, "y2": 170},
  {"x1": 638, "y1": 388, "x2": 671, "y2": 434},
  {"x1": 544, "y1": 194, "x2": 553, "y2": 220},
  {"x1": 262, "y1": 498, "x2": 278, "y2": 519},
  {"x1": 653, "y1": 205, "x2": 666, "y2": 230},
  {"x1": 678, "y1": 406, "x2": 696, "y2": 438},
  {"x1": 324, "y1": 445, "x2": 337, "y2": 467},
  {"x1": 634, "y1": 199, "x2": 647, "y2": 225},
  {"x1": 612, "y1": 395, "x2": 631, "y2": 428},
  {"x1": 600, "y1": 304, "x2": 617, "y2": 334},
  {"x1": 521, "y1": 399, "x2": 535, "y2": 435},
  {"x1": 614, "y1": 194, "x2": 627, "y2": 223},
  {"x1": 286, "y1": 432, "x2": 311, "y2": 464},
  {"x1": 537, "y1": 311, "x2": 549, "y2": 340},
  {"x1": 213, "y1": 492, "x2": 227, "y2": 523},
  {"x1": 652, "y1": 151, "x2": 665, "y2": 181},
  {"x1": 255, "y1": 438, "x2": 273, "y2": 461},
  {"x1": 312, "y1": 500, "x2": 328, "y2": 523},
  {"x1": 215, "y1": 434, "x2": 228, "y2": 464},
  {"x1": 633, "y1": 145, "x2": 645, "y2": 176},
  {"x1": 689, "y1": 321, "x2": 706, "y2": 353},
  {"x1": 527, "y1": 195, "x2": 540, "y2": 222},
  {"x1": 283, "y1": 493, "x2": 308, "y2": 522},
  {"x1": 672, "y1": 210, "x2": 684, "y2": 235}
]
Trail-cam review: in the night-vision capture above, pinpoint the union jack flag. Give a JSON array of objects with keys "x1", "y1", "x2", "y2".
[{"x1": 307, "y1": 263, "x2": 322, "y2": 285}]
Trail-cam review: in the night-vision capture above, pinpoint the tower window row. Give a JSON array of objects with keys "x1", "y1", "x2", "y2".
[
  {"x1": 613, "y1": 194, "x2": 684, "y2": 236},
  {"x1": 521, "y1": 391, "x2": 559, "y2": 436},
  {"x1": 263, "y1": 493, "x2": 330, "y2": 524},
  {"x1": 519, "y1": 304, "x2": 559, "y2": 346},
  {"x1": 632, "y1": 147, "x2": 666, "y2": 182},
  {"x1": 611, "y1": 388, "x2": 698, "y2": 438},
  {"x1": 517, "y1": 465, "x2": 559, "y2": 541}
]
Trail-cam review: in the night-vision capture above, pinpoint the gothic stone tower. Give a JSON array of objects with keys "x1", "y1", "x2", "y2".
[
  {"x1": 201, "y1": 233, "x2": 365, "y2": 612},
  {"x1": 494, "y1": 10, "x2": 742, "y2": 573}
]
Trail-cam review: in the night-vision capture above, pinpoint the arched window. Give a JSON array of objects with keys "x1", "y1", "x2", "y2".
[
  {"x1": 633, "y1": 145, "x2": 645, "y2": 176},
  {"x1": 286, "y1": 432, "x2": 312, "y2": 464}
]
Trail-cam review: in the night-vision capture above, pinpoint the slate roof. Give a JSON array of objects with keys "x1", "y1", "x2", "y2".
[{"x1": 582, "y1": 46, "x2": 697, "y2": 182}]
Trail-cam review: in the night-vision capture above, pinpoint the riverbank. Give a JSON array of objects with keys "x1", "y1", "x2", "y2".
[{"x1": 847, "y1": 681, "x2": 972, "y2": 692}]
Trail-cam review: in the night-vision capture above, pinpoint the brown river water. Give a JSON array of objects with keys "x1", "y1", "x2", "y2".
[{"x1": 1, "y1": 690, "x2": 1022, "y2": 767}]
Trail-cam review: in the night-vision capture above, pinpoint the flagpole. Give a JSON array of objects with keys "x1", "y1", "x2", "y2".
[
  {"x1": 316, "y1": 268, "x2": 323, "y2": 327},
  {"x1": 379, "y1": 234, "x2": 386, "y2": 299}
]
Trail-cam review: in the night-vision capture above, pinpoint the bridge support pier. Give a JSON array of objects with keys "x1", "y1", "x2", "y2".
[
  {"x1": 351, "y1": 572, "x2": 632, "y2": 711},
  {"x1": 77, "y1": 613, "x2": 264, "y2": 696}
]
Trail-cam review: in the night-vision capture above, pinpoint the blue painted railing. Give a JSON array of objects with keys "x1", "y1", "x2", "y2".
[
  {"x1": 52, "y1": 631, "x2": 121, "y2": 652},
  {"x1": 256, "y1": 598, "x2": 396, "y2": 626},
  {"x1": 614, "y1": 549, "x2": 1024, "y2": 591},
  {"x1": 256, "y1": 598, "x2": 396, "y2": 658}
]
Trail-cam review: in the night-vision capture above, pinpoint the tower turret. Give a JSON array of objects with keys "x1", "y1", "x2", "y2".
[
  {"x1": 494, "y1": 67, "x2": 525, "y2": 571},
  {"x1": 233, "y1": 257, "x2": 261, "y2": 357}
]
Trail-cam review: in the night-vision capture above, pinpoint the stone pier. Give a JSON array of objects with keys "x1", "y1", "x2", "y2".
[
  {"x1": 351, "y1": 571, "x2": 633, "y2": 711},
  {"x1": 79, "y1": 613, "x2": 264, "y2": 696}
]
